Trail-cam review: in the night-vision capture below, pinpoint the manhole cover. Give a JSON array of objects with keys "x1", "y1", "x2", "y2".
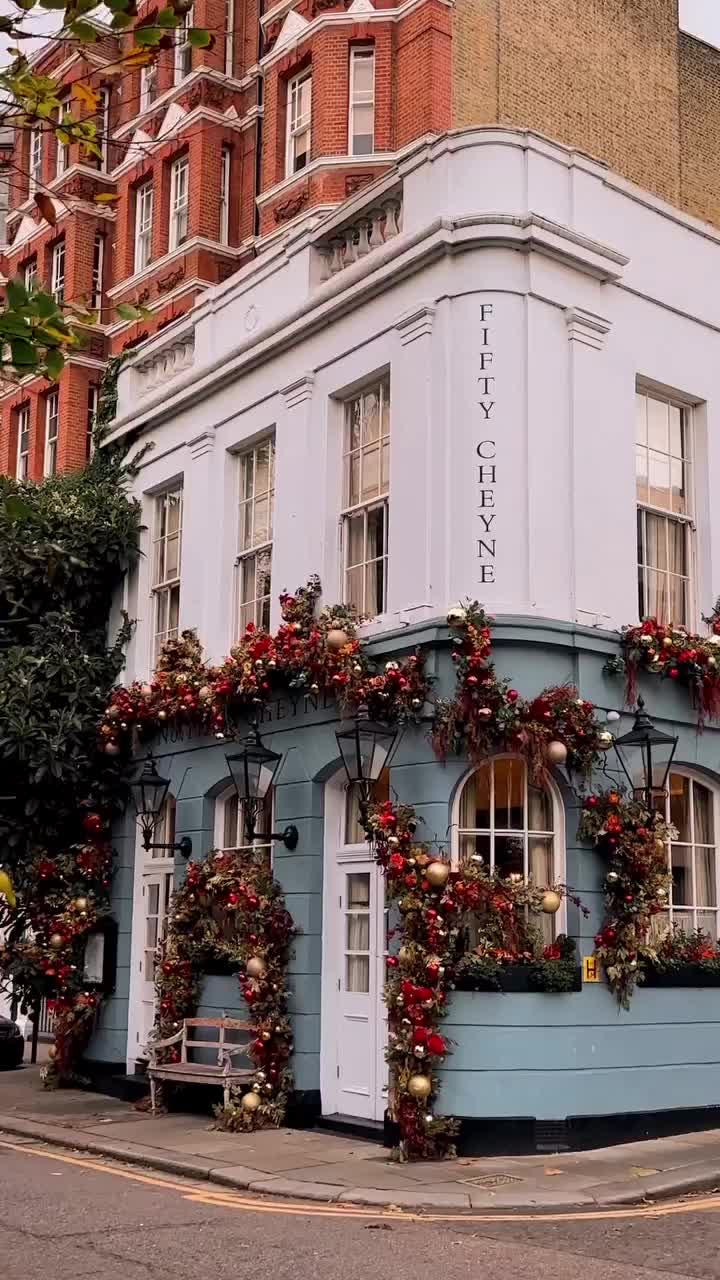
[{"x1": 463, "y1": 1174, "x2": 524, "y2": 1189}]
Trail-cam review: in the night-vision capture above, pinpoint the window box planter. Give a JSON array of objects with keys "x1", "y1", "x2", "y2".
[
  {"x1": 642, "y1": 965, "x2": 720, "y2": 988},
  {"x1": 454, "y1": 963, "x2": 582, "y2": 994}
]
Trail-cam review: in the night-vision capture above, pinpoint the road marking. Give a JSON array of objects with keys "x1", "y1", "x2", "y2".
[{"x1": 2, "y1": 1137, "x2": 720, "y2": 1225}]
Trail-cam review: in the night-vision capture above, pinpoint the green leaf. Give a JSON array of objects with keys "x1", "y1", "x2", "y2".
[
  {"x1": 9, "y1": 338, "x2": 37, "y2": 367},
  {"x1": 115, "y1": 302, "x2": 144, "y2": 321},
  {"x1": 1, "y1": 495, "x2": 33, "y2": 521},
  {"x1": 187, "y1": 27, "x2": 212, "y2": 48},
  {"x1": 69, "y1": 19, "x2": 98, "y2": 40},
  {"x1": 6, "y1": 278, "x2": 29, "y2": 308},
  {"x1": 110, "y1": 12, "x2": 134, "y2": 27},
  {"x1": 156, "y1": 7, "x2": 178, "y2": 26},
  {"x1": 134, "y1": 25, "x2": 163, "y2": 44},
  {"x1": 45, "y1": 348, "x2": 64, "y2": 380},
  {"x1": 31, "y1": 291, "x2": 60, "y2": 319}
]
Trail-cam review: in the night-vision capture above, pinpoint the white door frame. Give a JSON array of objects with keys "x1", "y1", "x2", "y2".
[
  {"x1": 126, "y1": 801, "x2": 176, "y2": 1070},
  {"x1": 320, "y1": 771, "x2": 387, "y2": 1119}
]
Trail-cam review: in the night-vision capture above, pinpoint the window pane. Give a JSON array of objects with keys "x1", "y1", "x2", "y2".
[
  {"x1": 460, "y1": 764, "x2": 491, "y2": 830},
  {"x1": 353, "y1": 52, "x2": 374, "y2": 93},
  {"x1": 528, "y1": 783, "x2": 553, "y2": 832},
  {"x1": 361, "y1": 444, "x2": 380, "y2": 500},
  {"x1": 695, "y1": 848, "x2": 716, "y2": 907},
  {"x1": 694, "y1": 782, "x2": 714, "y2": 843},
  {"x1": 459, "y1": 832, "x2": 491, "y2": 864},
  {"x1": 223, "y1": 794, "x2": 239, "y2": 849},
  {"x1": 635, "y1": 447, "x2": 648, "y2": 503},
  {"x1": 346, "y1": 511, "x2": 365, "y2": 567},
  {"x1": 494, "y1": 835, "x2": 524, "y2": 878},
  {"x1": 347, "y1": 872, "x2": 370, "y2": 908},
  {"x1": 669, "y1": 405, "x2": 684, "y2": 458},
  {"x1": 168, "y1": 585, "x2": 180, "y2": 634},
  {"x1": 166, "y1": 492, "x2": 182, "y2": 535},
  {"x1": 645, "y1": 513, "x2": 668, "y2": 569},
  {"x1": 669, "y1": 774, "x2": 690, "y2": 842},
  {"x1": 367, "y1": 503, "x2": 386, "y2": 556},
  {"x1": 362, "y1": 389, "x2": 381, "y2": 443},
  {"x1": 346, "y1": 955, "x2": 369, "y2": 992},
  {"x1": 365, "y1": 558, "x2": 385, "y2": 617},
  {"x1": 647, "y1": 396, "x2": 669, "y2": 452},
  {"x1": 648, "y1": 451, "x2": 670, "y2": 510},
  {"x1": 241, "y1": 556, "x2": 256, "y2": 608},
  {"x1": 697, "y1": 910, "x2": 718, "y2": 939},
  {"x1": 147, "y1": 884, "x2": 159, "y2": 914},
  {"x1": 165, "y1": 532, "x2": 181, "y2": 580},
  {"x1": 671, "y1": 845, "x2": 692, "y2": 906},
  {"x1": 346, "y1": 451, "x2": 360, "y2": 507},
  {"x1": 669, "y1": 575, "x2": 687, "y2": 627},
  {"x1": 346, "y1": 912, "x2": 370, "y2": 951},
  {"x1": 253, "y1": 495, "x2": 270, "y2": 545},
  {"x1": 345, "y1": 565, "x2": 364, "y2": 612},
  {"x1": 670, "y1": 458, "x2": 686, "y2": 515},
  {"x1": 668, "y1": 519, "x2": 686, "y2": 576},
  {"x1": 529, "y1": 836, "x2": 553, "y2": 886},
  {"x1": 494, "y1": 757, "x2": 525, "y2": 829}
]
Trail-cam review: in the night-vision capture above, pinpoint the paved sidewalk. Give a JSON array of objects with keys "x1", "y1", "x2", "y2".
[{"x1": 2, "y1": 1065, "x2": 720, "y2": 1209}]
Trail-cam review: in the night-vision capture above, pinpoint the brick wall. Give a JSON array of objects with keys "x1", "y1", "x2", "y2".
[{"x1": 678, "y1": 32, "x2": 720, "y2": 229}]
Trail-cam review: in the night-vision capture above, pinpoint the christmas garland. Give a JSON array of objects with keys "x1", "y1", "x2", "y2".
[
  {"x1": 365, "y1": 798, "x2": 574, "y2": 1160},
  {"x1": 607, "y1": 604, "x2": 720, "y2": 727},
  {"x1": 100, "y1": 578, "x2": 428, "y2": 751},
  {"x1": 0, "y1": 808, "x2": 114, "y2": 1085},
  {"x1": 152, "y1": 845, "x2": 296, "y2": 1130},
  {"x1": 578, "y1": 790, "x2": 674, "y2": 1008},
  {"x1": 433, "y1": 604, "x2": 612, "y2": 778}
]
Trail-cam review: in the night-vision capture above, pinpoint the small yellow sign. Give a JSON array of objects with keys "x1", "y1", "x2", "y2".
[{"x1": 583, "y1": 955, "x2": 601, "y2": 983}]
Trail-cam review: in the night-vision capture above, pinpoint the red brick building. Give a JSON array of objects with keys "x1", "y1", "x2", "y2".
[{"x1": 8, "y1": 0, "x2": 720, "y2": 478}]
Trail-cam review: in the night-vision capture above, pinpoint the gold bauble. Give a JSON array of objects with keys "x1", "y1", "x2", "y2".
[
  {"x1": 241, "y1": 1090, "x2": 261, "y2": 1112},
  {"x1": 246, "y1": 956, "x2": 266, "y2": 979},
  {"x1": 545, "y1": 740, "x2": 568, "y2": 766},
  {"x1": 597, "y1": 731, "x2": 614, "y2": 750},
  {"x1": 326, "y1": 627, "x2": 350, "y2": 653},
  {"x1": 47, "y1": 1045, "x2": 57, "y2": 1060},
  {"x1": 541, "y1": 890, "x2": 562, "y2": 915},
  {"x1": 49, "y1": 934, "x2": 64, "y2": 950},
  {"x1": 74, "y1": 897, "x2": 89, "y2": 913},
  {"x1": 398, "y1": 945, "x2": 414, "y2": 967},
  {"x1": 426, "y1": 861, "x2": 450, "y2": 888},
  {"x1": 407, "y1": 1074, "x2": 432, "y2": 1100}
]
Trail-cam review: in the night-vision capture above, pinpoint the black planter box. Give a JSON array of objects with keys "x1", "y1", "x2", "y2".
[
  {"x1": 643, "y1": 965, "x2": 720, "y2": 988},
  {"x1": 455, "y1": 964, "x2": 582, "y2": 994}
]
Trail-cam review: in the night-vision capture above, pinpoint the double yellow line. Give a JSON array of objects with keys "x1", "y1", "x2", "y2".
[{"x1": 2, "y1": 1138, "x2": 719, "y2": 1225}]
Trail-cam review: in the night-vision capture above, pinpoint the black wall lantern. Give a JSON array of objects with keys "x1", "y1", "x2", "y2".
[
  {"x1": 335, "y1": 704, "x2": 400, "y2": 823},
  {"x1": 129, "y1": 756, "x2": 192, "y2": 857},
  {"x1": 226, "y1": 723, "x2": 298, "y2": 850},
  {"x1": 612, "y1": 696, "x2": 678, "y2": 810}
]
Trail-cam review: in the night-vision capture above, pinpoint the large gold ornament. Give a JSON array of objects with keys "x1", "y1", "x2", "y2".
[
  {"x1": 541, "y1": 890, "x2": 562, "y2": 915},
  {"x1": 407, "y1": 1074, "x2": 432, "y2": 1100},
  {"x1": 241, "y1": 1090, "x2": 261, "y2": 1112},
  {"x1": 49, "y1": 933, "x2": 64, "y2": 950},
  {"x1": 246, "y1": 956, "x2": 266, "y2": 979},
  {"x1": 545, "y1": 740, "x2": 568, "y2": 766},
  {"x1": 326, "y1": 628, "x2": 350, "y2": 653},
  {"x1": 426, "y1": 861, "x2": 450, "y2": 888}
]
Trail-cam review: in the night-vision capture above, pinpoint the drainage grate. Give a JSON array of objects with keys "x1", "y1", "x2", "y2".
[
  {"x1": 463, "y1": 1173, "x2": 525, "y2": 1189},
  {"x1": 535, "y1": 1120, "x2": 570, "y2": 1152}
]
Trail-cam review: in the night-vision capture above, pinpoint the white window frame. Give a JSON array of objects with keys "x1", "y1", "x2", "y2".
[
  {"x1": 286, "y1": 71, "x2": 311, "y2": 177},
  {"x1": 29, "y1": 129, "x2": 42, "y2": 194},
  {"x1": 174, "y1": 8, "x2": 193, "y2": 84},
  {"x1": 219, "y1": 145, "x2": 230, "y2": 245},
  {"x1": 636, "y1": 388, "x2": 695, "y2": 628},
  {"x1": 16, "y1": 404, "x2": 30, "y2": 480},
  {"x1": 44, "y1": 389, "x2": 59, "y2": 477},
  {"x1": 224, "y1": 0, "x2": 234, "y2": 75},
  {"x1": 86, "y1": 383, "x2": 99, "y2": 460},
  {"x1": 658, "y1": 771, "x2": 720, "y2": 941},
  {"x1": 134, "y1": 180, "x2": 153, "y2": 273},
  {"x1": 56, "y1": 106, "x2": 68, "y2": 178},
  {"x1": 152, "y1": 487, "x2": 183, "y2": 660},
  {"x1": 169, "y1": 156, "x2": 189, "y2": 251},
  {"x1": 100, "y1": 87, "x2": 111, "y2": 171},
  {"x1": 214, "y1": 786, "x2": 273, "y2": 869},
  {"x1": 235, "y1": 437, "x2": 275, "y2": 635},
  {"x1": 91, "y1": 231, "x2": 104, "y2": 311},
  {"x1": 452, "y1": 754, "x2": 567, "y2": 935},
  {"x1": 341, "y1": 376, "x2": 390, "y2": 617},
  {"x1": 24, "y1": 258, "x2": 37, "y2": 291},
  {"x1": 51, "y1": 239, "x2": 65, "y2": 303},
  {"x1": 349, "y1": 46, "x2": 375, "y2": 156},
  {"x1": 140, "y1": 63, "x2": 158, "y2": 113}
]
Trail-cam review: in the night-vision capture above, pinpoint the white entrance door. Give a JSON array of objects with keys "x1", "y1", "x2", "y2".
[
  {"x1": 139, "y1": 866, "x2": 174, "y2": 1053},
  {"x1": 322, "y1": 778, "x2": 387, "y2": 1121}
]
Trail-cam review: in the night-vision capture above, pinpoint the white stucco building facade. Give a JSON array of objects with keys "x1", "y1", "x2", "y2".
[{"x1": 92, "y1": 128, "x2": 720, "y2": 1148}]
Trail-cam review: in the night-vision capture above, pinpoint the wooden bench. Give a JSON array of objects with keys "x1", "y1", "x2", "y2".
[{"x1": 147, "y1": 1016, "x2": 254, "y2": 1113}]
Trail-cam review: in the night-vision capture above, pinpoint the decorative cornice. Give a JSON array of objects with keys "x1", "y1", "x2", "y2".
[
  {"x1": 188, "y1": 431, "x2": 215, "y2": 460},
  {"x1": 565, "y1": 306, "x2": 612, "y2": 350},
  {"x1": 281, "y1": 372, "x2": 315, "y2": 408},
  {"x1": 395, "y1": 301, "x2": 435, "y2": 346}
]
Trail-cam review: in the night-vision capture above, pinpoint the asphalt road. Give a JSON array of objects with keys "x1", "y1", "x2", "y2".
[{"x1": 3, "y1": 1138, "x2": 720, "y2": 1280}]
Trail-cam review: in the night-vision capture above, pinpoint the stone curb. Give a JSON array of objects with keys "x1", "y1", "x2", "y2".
[{"x1": 2, "y1": 1115, "x2": 720, "y2": 1211}]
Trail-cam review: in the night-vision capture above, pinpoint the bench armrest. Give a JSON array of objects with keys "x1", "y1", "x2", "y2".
[
  {"x1": 148, "y1": 1029, "x2": 184, "y2": 1062},
  {"x1": 223, "y1": 1045, "x2": 251, "y2": 1059}
]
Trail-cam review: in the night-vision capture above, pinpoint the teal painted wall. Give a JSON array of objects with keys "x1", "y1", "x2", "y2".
[{"x1": 87, "y1": 616, "x2": 720, "y2": 1121}]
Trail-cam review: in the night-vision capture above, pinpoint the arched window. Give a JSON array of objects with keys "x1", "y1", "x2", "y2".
[
  {"x1": 214, "y1": 787, "x2": 273, "y2": 864},
  {"x1": 662, "y1": 772, "x2": 719, "y2": 938},
  {"x1": 455, "y1": 756, "x2": 564, "y2": 940}
]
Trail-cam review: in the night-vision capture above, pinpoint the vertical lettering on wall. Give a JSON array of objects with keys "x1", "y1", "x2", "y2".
[{"x1": 476, "y1": 302, "x2": 496, "y2": 587}]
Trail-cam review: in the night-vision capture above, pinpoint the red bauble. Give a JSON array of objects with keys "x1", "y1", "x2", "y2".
[
  {"x1": 669, "y1": 668, "x2": 679, "y2": 679},
  {"x1": 83, "y1": 813, "x2": 104, "y2": 836},
  {"x1": 427, "y1": 1033, "x2": 447, "y2": 1056}
]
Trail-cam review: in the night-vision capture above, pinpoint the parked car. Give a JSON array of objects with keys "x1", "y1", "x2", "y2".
[{"x1": 0, "y1": 1016, "x2": 23, "y2": 1068}]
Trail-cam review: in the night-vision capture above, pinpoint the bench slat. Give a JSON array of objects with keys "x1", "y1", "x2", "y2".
[{"x1": 183, "y1": 1018, "x2": 252, "y2": 1030}]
